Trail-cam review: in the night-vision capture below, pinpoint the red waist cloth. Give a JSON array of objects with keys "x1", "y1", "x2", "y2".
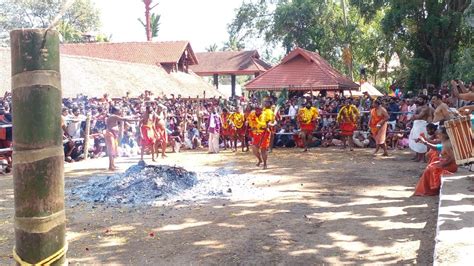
[
  {"x1": 140, "y1": 125, "x2": 156, "y2": 146},
  {"x1": 300, "y1": 123, "x2": 315, "y2": 133},
  {"x1": 231, "y1": 127, "x2": 246, "y2": 137},
  {"x1": 252, "y1": 131, "x2": 271, "y2": 149},
  {"x1": 340, "y1": 122, "x2": 356, "y2": 136}
]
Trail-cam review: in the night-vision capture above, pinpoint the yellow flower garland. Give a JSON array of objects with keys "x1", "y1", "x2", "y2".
[
  {"x1": 337, "y1": 105, "x2": 359, "y2": 122},
  {"x1": 298, "y1": 108, "x2": 315, "y2": 124},
  {"x1": 230, "y1": 113, "x2": 245, "y2": 129}
]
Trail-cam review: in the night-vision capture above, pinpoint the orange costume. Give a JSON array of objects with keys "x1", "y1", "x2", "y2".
[
  {"x1": 414, "y1": 145, "x2": 457, "y2": 196},
  {"x1": 298, "y1": 107, "x2": 319, "y2": 134},
  {"x1": 248, "y1": 108, "x2": 274, "y2": 149},
  {"x1": 369, "y1": 108, "x2": 388, "y2": 145},
  {"x1": 221, "y1": 113, "x2": 232, "y2": 136},
  {"x1": 140, "y1": 120, "x2": 156, "y2": 146},
  {"x1": 337, "y1": 105, "x2": 359, "y2": 136},
  {"x1": 228, "y1": 112, "x2": 246, "y2": 136}
]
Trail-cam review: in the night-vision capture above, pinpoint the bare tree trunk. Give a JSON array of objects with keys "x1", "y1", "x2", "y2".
[
  {"x1": 144, "y1": 0, "x2": 152, "y2": 41},
  {"x1": 10, "y1": 29, "x2": 66, "y2": 265}
]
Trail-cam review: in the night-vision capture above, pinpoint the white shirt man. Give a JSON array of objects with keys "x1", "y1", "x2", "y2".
[
  {"x1": 288, "y1": 104, "x2": 297, "y2": 119},
  {"x1": 407, "y1": 102, "x2": 417, "y2": 121},
  {"x1": 66, "y1": 109, "x2": 86, "y2": 139},
  {"x1": 207, "y1": 107, "x2": 221, "y2": 154}
]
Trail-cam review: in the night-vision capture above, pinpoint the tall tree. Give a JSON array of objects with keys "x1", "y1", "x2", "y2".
[
  {"x1": 142, "y1": 0, "x2": 159, "y2": 41},
  {"x1": 222, "y1": 35, "x2": 245, "y2": 51},
  {"x1": 138, "y1": 12, "x2": 160, "y2": 39},
  {"x1": 352, "y1": 0, "x2": 472, "y2": 88},
  {"x1": 0, "y1": 0, "x2": 100, "y2": 44}
]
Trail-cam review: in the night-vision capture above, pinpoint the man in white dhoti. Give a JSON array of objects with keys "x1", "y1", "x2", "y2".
[
  {"x1": 207, "y1": 106, "x2": 221, "y2": 154},
  {"x1": 409, "y1": 95, "x2": 433, "y2": 162}
]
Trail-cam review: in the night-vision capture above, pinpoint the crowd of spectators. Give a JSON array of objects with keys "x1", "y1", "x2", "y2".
[{"x1": 0, "y1": 79, "x2": 472, "y2": 173}]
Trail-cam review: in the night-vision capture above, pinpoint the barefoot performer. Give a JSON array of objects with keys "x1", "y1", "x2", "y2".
[
  {"x1": 154, "y1": 106, "x2": 168, "y2": 159},
  {"x1": 220, "y1": 108, "x2": 232, "y2": 150},
  {"x1": 337, "y1": 98, "x2": 360, "y2": 151},
  {"x1": 414, "y1": 126, "x2": 457, "y2": 196},
  {"x1": 140, "y1": 105, "x2": 157, "y2": 162},
  {"x1": 106, "y1": 107, "x2": 137, "y2": 170},
  {"x1": 297, "y1": 99, "x2": 319, "y2": 152},
  {"x1": 229, "y1": 106, "x2": 246, "y2": 152},
  {"x1": 248, "y1": 100, "x2": 276, "y2": 169},
  {"x1": 369, "y1": 99, "x2": 389, "y2": 156}
]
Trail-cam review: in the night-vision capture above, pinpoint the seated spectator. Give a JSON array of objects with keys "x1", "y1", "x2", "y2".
[
  {"x1": 275, "y1": 124, "x2": 296, "y2": 148},
  {"x1": 185, "y1": 122, "x2": 202, "y2": 149},
  {"x1": 414, "y1": 127, "x2": 457, "y2": 196},
  {"x1": 64, "y1": 140, "x2": 84, "y2": 162},
  {"x1": 120, "y1": 130, "x2": 139, "y2": 157},
  {"x1": 353, "y1": 130, "x2": 370, "y2": 148},
  {"x1": 169, "y1": 127, "x2": 183, "y2": 153}
]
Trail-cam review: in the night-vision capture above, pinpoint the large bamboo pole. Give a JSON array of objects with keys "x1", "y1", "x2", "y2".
[{"x1": 10, "y1": 29, "x2": 66, "y2": 265}]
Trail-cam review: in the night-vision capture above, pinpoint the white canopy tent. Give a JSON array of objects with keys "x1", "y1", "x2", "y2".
[{"x1": 344, "y1": 82, "x2": 383, "y2": 97}]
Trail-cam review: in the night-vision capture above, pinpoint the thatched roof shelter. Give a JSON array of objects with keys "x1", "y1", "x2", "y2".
[{"x1": 0, "y1": 48, "x2": 222, "y2": 98}]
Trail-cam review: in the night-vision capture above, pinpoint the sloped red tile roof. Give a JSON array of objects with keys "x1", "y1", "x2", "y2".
[
  {"x1": 60, "y1": 41, "x2": 198, "y2": 65},
  {"x1": 245, "y1": 47, "x2": 359, "y2": 91},
  {"x1": 190, "y1": 50, "x2": 272, "y2": 76}
]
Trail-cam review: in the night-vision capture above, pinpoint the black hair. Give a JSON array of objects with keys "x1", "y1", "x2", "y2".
[
  {"x1": 419, "y1": 95, "x2": 429, "y2": 102},
  {"x1": 110, "y1": 106, "x2": 119, "y2": 114},
  {"x1": 433, "y1": 94, "x2": 443, "y2": 100},
  {"x1": 426, "y1": 123, "x2": 438, "y2": 131}
]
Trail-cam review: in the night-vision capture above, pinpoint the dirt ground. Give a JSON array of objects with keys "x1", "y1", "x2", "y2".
[{"x1": 0, "y1": 148, "x2": 438, "y2": 265}]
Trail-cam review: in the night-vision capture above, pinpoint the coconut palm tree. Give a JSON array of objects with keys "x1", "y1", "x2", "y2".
[
  {"x1": 205, "y1": 43, "x2": 219, "y2": 52},
  {"x1": 222, "y1": 35, "x2": 245, "y2": 51},
  {"x1": 138, "y1": 12, "x2": 160, "y2": 39}
]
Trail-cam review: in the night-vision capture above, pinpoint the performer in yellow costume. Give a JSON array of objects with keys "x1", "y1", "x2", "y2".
[
  {"x1": 337, "y1": 99, "x2": 360, "y2": 151},
  {"x1": 297, "y1": 99, "x2": 319, "y2": 152},
  {"x1": 248, "y1": 100, "x2": 275, "y2": 169},
  {"x1": 228, "y1": 107, "x2": 246, "y2": 152}
]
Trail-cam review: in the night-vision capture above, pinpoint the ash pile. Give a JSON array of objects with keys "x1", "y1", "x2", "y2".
[{"x1": 71, "y1": 161, "x2": 197, "y2": 205}]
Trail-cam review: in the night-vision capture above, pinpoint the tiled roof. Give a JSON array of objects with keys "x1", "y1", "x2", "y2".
[
  {"x1": 245, "y1": 47, "x2": 359, "y2": 91},
  {"x1": 190, "y1": 50, "x2": 272, "y2": 75},
  {"x1": 0, "y1": 48, "x2": 221, "y2": 98},
  {"x1": 60, "y1": 41, "x2": 198, "y2": 65}
]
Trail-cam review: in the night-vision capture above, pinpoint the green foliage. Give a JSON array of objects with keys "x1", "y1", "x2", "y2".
[
  {"x1": 229, "y1": 0, "x2": 392, "y2": 79},
  {"x1": 223, "y1": 35, "x2": 245, "y2": 51},
  {"x1": 231, "y1": 0, "x2": 472, "y2": 91},
  {"x1": 0, "y1": 0, "x2": 100, "y2": 44},
  {"x1": 205, "y1": 43, "x2": 219, "y2": 52},
  {"x1": 353, "y1": 0, "x2": 472, "y2": 89},
  {"x1": 138, "y1": 13, "x2": 160, "y2": 38}
]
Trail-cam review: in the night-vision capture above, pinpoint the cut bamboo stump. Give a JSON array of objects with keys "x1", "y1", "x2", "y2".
[{"x1": 10, "y1": 29, "x2": 66, "y2": 265}]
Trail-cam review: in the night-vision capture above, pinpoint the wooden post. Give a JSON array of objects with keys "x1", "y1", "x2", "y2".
[
  {"x1": 213, "y1": 74, "x2": 219, "y2": 89},
  {"x1": 83, "y1": 115, "x2": 91, "y2": 160},
  {"x1": 231, "y1": 74, "x2": 236, "y2": 98},
  {"x1": 10, "y1": 29, "x2": 66, "y2": 265}
]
